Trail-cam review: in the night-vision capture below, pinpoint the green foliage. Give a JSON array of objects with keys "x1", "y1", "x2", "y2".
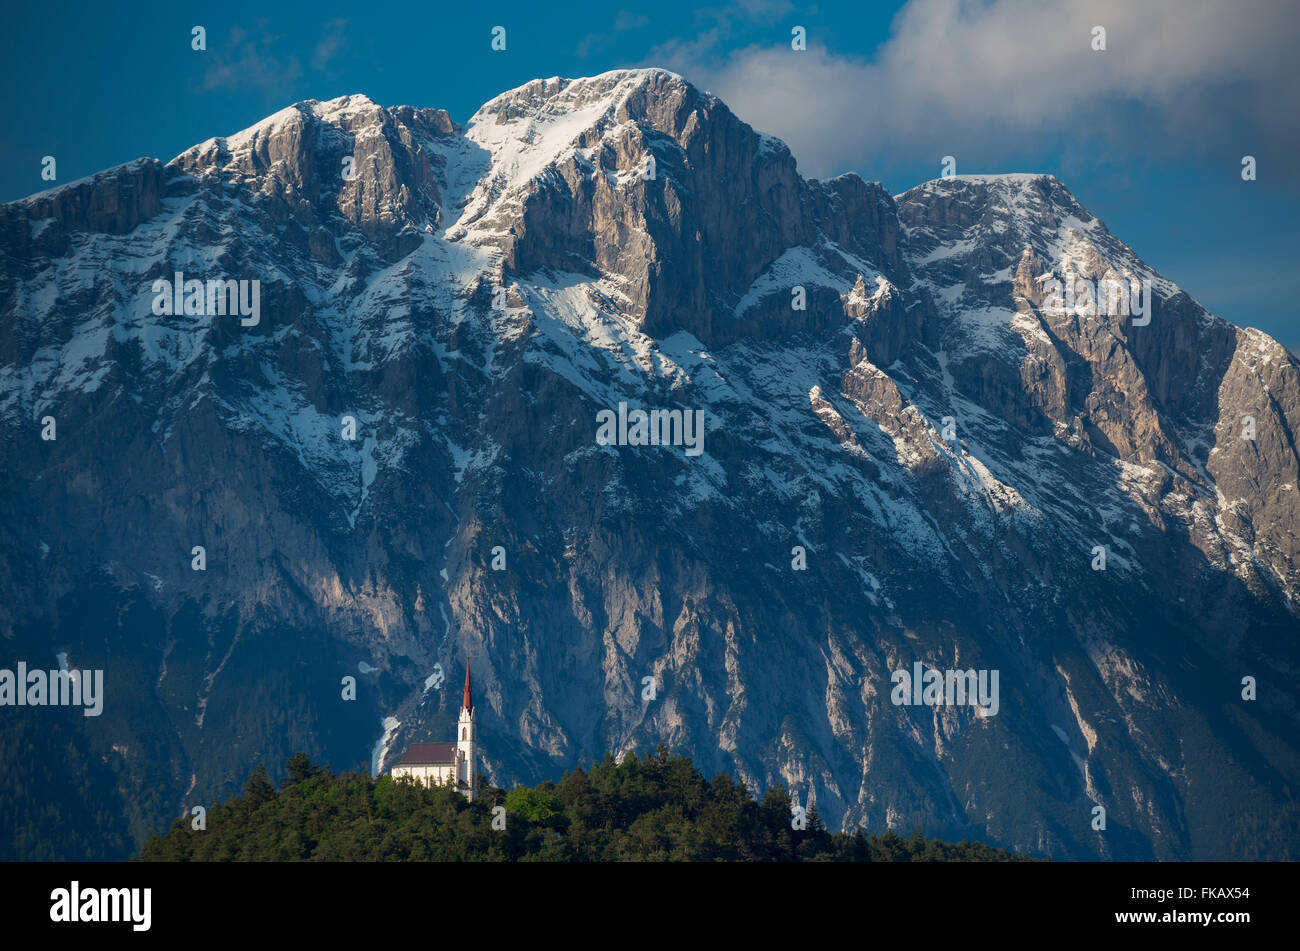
[
  {"x1": 138, "y1": 747, "x2": 1039, "y2": 862},
  {"x1": 503, "y1": 785, "x2": 564, "y2": 827}
]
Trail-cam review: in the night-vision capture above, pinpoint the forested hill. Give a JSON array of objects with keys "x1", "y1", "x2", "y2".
[{"x1": 139, "y1": 749, "x2": 1035, "y2": 862}]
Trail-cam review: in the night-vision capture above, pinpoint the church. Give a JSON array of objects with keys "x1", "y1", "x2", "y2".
[{"x1": 390, "y1": 662, "x2": 477, "y2": 801}]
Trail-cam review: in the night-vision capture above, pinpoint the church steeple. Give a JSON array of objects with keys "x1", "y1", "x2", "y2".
[{"x1": 457, "y1": 661, "x2": 476, "y2": 801}]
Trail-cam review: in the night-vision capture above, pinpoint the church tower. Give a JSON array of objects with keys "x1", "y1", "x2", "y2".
[{"x1": 457, "y1": 661, "x2": 476, "y2": 801}]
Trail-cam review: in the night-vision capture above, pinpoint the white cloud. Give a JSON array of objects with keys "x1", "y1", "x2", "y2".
[
  {"x1": 311, "y1": 19, "x2": 349, "y2": 73},
  {"x1": 199, "y1": 24, "x2": 303, "y2": 97},
  {"x1": 650, "y1": 0, "x2": 1300, "y2": 179}
]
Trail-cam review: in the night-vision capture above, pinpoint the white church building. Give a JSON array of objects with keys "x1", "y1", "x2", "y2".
[{"x1": 391, "y1": 662, "x2": 477, "y2": 801}]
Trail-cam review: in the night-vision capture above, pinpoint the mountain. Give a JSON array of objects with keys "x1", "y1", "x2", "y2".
[{"x1": 2, "y1": 68, "x2": 1298, "y2": 861}]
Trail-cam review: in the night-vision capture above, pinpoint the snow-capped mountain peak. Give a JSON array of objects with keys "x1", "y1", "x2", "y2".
[{"x1": 3, "y1": 71, "x2": 1298, "y2": 862}]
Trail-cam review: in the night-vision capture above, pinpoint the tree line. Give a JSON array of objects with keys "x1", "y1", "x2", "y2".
[{"x1": 139, "y1": 747, "x2": 1037, "y2": 862}]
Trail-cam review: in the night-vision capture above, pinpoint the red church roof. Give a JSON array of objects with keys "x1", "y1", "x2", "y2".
[
  {"x1": 462, "y1": 661, "x2": 473, "y2": 714},
  {"x1": 394, "y1": 742, "x2": 457, "y2": 766}
]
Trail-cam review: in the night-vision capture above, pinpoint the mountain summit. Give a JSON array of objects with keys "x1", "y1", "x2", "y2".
[{"x1": 2, "y1": 70, "x2": 1298, "y2": 861}]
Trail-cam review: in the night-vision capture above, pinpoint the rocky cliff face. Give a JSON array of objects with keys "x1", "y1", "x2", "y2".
[{"x1": 1, "y1": 69, "x2": 1297, "y2": 860}]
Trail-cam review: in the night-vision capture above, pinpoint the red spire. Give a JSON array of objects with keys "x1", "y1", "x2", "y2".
[{"x1": 461, "y1": 660, "x2": 473, "y2": 714}]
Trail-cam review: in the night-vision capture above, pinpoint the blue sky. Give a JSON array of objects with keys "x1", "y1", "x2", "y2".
[{"x1": 3, "y1": 0, "x2": 1297, "y2": 348}]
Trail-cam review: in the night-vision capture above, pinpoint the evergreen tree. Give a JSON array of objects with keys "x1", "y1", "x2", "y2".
[
  {"x1": 282, "y1": 751, "x2": 320, "y2": 786},
  {"x1": 243, "y1": 764, "x2": 275, "y2": 811}
]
